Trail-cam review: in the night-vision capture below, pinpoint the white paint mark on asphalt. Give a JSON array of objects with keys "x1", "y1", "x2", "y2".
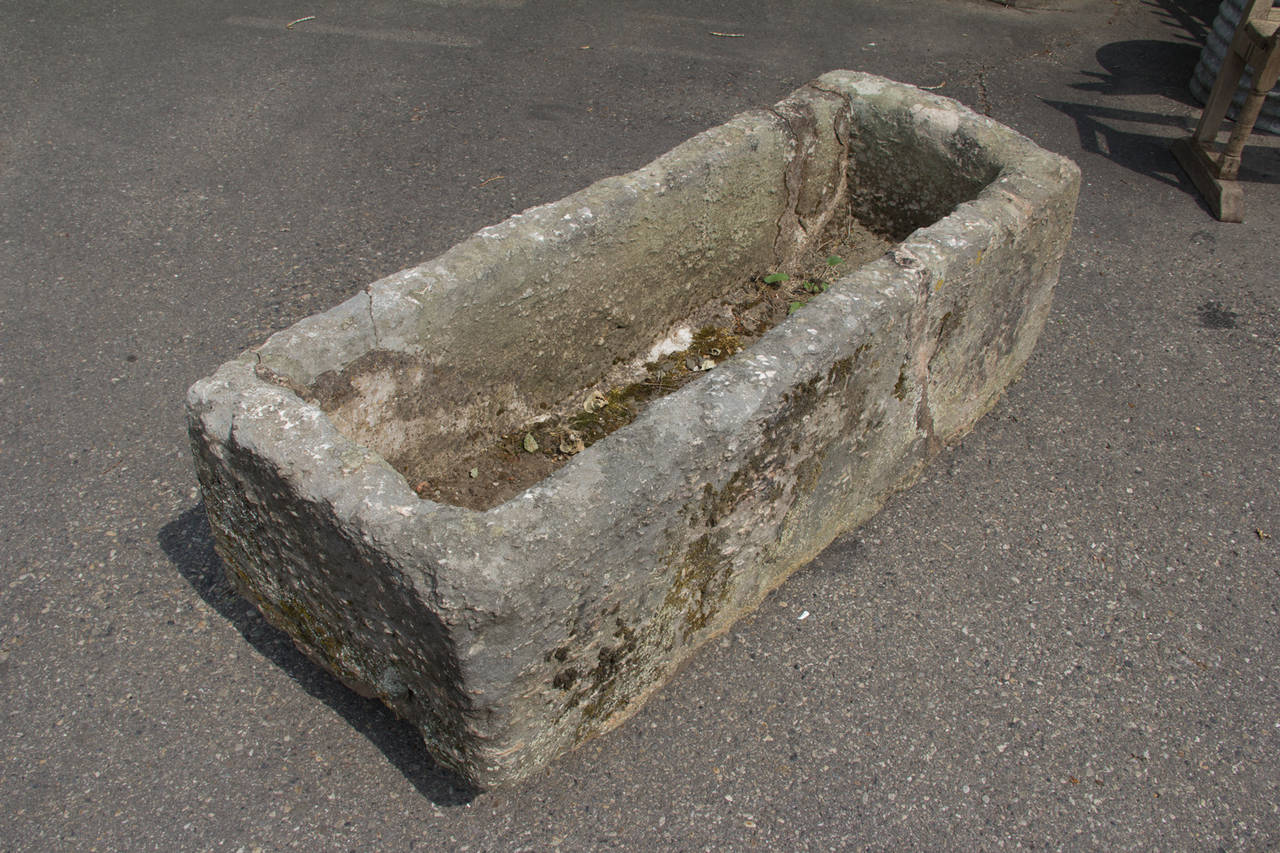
[
  {"x1": 409, "y1": 0, "x2": 524, "y2": 7},
  {"x1": 225, "y1": 16, "x2": 478, "y2": 48}
]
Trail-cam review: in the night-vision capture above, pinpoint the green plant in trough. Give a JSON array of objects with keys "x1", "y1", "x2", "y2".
[{"x1": 766, "y1": 265, "x2": 837, "y2": 315}]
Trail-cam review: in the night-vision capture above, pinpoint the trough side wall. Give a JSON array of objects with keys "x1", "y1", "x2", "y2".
[
  {"x1": 815, "y1": 71, "x2": 1081, "y2": 443},
  {"x1": 261, "y1": 112, "x2": 802, "y2": 484},
  {"x1": 456, "y1": 271, "x2": 923, "y2": 786},
  {"x1": 442, "y1": 77, "x2": 1081, "y2": 786},
  {"x1": 187, "y1": 359, "x2": 501, "y2": 780}
]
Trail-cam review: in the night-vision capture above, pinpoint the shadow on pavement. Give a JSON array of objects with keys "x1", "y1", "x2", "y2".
[
  {"x1": 1044, "y1": 36, "x2": 1280, "y2": 200},
  {"x1": 1068, "y1": 38, "x2": 1204, "y2": 103},
  {"x1": 1143, "y1": 0, "x2": 1218, "y2": 47},
  {"x1": 158, "y1": 504, "x2": 478, "y2": 807}
]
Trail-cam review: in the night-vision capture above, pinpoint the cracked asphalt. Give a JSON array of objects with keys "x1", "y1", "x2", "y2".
[{"x1": 3, "y1": 0, "x2": 1279, "y2": 849}]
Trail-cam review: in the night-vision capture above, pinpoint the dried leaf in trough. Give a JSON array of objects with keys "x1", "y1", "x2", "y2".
[
  {"x1": 583, "y1": 390, "x2": 608, "y2": 413},
  {"x1": 523, "y1": 433, "x2": 539, "y2": 453},
  {"x1": 559, "y1": 430, "x2": 585, "y2": 455}
]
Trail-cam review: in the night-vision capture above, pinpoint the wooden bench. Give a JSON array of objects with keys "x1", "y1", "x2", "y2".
[{"x1": 1173, "y1": 0, "x2": 1280, "y2": 221}]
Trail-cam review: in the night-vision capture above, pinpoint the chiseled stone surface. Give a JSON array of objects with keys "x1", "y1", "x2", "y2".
[{"x1": 187, "y1": 71, "x2": 1080, "y2": 788}]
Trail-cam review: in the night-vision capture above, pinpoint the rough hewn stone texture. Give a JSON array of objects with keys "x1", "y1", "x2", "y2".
[{"x1": 187, "y1": 72, "x2": 1080, "y2": 788}]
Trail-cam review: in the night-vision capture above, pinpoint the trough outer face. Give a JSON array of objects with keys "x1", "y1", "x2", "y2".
[{"x1": 187, "y1": 71, "x2": 1080, "y2": 789}]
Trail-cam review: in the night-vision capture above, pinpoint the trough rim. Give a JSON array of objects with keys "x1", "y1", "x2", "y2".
[{"x1": 189, "y1": 71, "x2": 1075, "y2": 572}]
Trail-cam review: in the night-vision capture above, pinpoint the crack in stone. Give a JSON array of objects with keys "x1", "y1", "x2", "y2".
[
  {"x1": 764, "y1": 105, "x2": 807, "y2": 267},
  {"x1": 976, "y1": 67, "x2": 993, "y2": 117},
  {"x1": 364, "y1": 286, "x2": 382, "y2": 349},
  {"x1": 766, "y1": 89, "x2": 856, "y2": 272},
  {"x1": 897, "y1": 248, "x2": 941, "y2": 454}
]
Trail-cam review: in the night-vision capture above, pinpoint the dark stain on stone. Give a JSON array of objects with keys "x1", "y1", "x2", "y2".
[
  {"x1": 552, "y1": 667, "x2": 580, "y2": 690},
  {"x1": 664, "y1": 535, "x2": 734, "y2": 642},
  {"x1": 701, "y1": 468, "x2": 753, "y2": 528},
  {"x1": 254, "y1": 363, "x2": 310, "y2": 399},
  {"x1": 694, "y1": 353, "x2": 860, "y2": 533},
  {"x1": 794, "y1": 452, "x2": 824, "y2": 495},
  {"x1": 827, "y1": 355, "x2": 855, "y2": 386},
  {"x1": 893, "y1": 359, "x2": 911, "y2": 401},
  {"x1": 575, "y1": 619, "x2": 642, "y2": 729},
  {"x1": 936, "y1": 310, "x2": 960, "y2": 349},
  {"x1": 311, "y1": 350, "x2": 420, "y2": 412},
  {"x1": 300, "y1": 349, "x2": 478, "y2": 432}
]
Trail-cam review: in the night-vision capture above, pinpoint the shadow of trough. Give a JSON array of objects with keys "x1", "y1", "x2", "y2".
[{"x1": 158, "y1": 504, "x2": 477, "y2": 806}]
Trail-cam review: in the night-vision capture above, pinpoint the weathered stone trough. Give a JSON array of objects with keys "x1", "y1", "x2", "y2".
[{"x1": 187, "y1": 72, "x2": 1079, "y2": 788}]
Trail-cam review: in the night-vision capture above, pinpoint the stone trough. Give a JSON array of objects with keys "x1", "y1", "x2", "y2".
[{"x1": 187, "y1": 71, "x2": 1079, "y2": 788}]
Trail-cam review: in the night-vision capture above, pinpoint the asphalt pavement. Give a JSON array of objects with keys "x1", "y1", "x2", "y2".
[{"x1": 3, "y1": 0, "x2": 1279, "y2": 849}]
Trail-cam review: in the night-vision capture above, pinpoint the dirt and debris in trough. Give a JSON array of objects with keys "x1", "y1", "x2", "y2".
[{"x1": 414, "y1": 220, "x2": 895, "y2": 511}]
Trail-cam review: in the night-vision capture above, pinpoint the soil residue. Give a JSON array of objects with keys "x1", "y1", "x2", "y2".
[{"x1": 410, "y1": 219, "x2": 894, "y2": 510}]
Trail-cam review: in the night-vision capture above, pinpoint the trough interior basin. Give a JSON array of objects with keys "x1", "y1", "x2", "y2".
[{"x1": 255, "y1": 83, "x2": 996, "y2": 512}]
